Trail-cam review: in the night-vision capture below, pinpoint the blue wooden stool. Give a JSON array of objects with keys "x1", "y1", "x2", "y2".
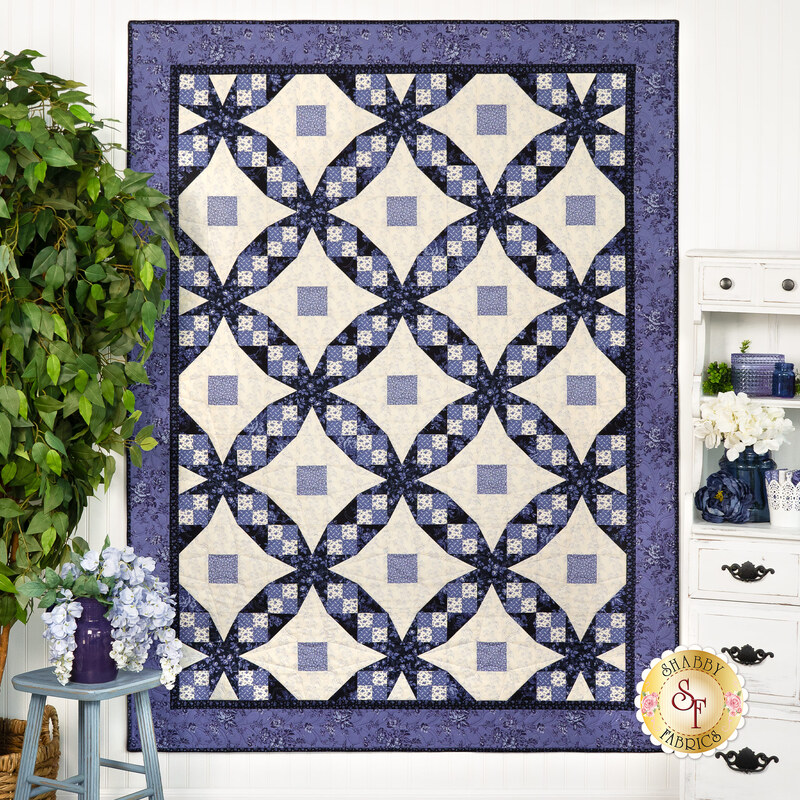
[{"x1": 11, "y1": 668, "x2": 164, "y2": 800}]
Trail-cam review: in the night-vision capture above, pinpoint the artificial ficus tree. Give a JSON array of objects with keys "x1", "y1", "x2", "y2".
[{"x1": 0, "y1": 49, "x2": 178, "y2": 684}]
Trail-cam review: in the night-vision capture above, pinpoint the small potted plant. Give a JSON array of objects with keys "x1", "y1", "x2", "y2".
[
  {"x1": 694, "y1": 391, "x2": 795, "y2": 522},
  {"x1": 731, "y1": 339, "x2": 785, "y2": 396},
  {"x1": 22, "y1": 538, "x2": 182, "y2": 687}
]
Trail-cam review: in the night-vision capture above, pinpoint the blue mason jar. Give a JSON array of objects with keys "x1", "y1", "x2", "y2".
[
  {"x1": 719, "y1": 446, "x2": 776, "y2": 523},
  {"x1": 773, "y1": 362, "x2": 796, "y2": 398}
]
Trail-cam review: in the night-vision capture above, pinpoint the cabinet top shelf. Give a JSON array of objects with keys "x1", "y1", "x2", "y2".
[
  {"x1": 701, "y1": 395, "x2": 800, "y2": 409},
  {"x1": 687, "y1": 248, "x2": 800, "y2": 259}
]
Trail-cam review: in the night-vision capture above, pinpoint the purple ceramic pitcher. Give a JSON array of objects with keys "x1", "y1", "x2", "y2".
[{"x1": 70, "y1": 597, "x2": 118, "y2": 683}]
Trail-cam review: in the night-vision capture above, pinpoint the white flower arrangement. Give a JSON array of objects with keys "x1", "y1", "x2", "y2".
[
  {"x1": 26, "y1": 539, "x2": 182, "y2": 687},
  {"x1": 693, "y1": 391, "x2": 795, "y2": 461}
]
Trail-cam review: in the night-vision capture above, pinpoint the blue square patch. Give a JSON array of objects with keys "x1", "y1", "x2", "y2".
[
  {"x1": 477, "y1": 641, "x2": 507, "y2": 671},
  {"x1": 567, "y1": 553, "x2": 597, "y2": 584},
  {"x1": 207, "y1": 375, "x2": 238, "y2": 406},
  {"x1": 298, "y1": 641, "x2": 328, "y2": 671},
  {"x1": 477, "y1": 464, "x2": 507, "y2": 495},
  {"x1": 386, "y1": 196, "x2": 417, "y2": 227},
  {"x1": 207, "y1": 195, "x2": 238, "y2": 226},
  {"x1": 296, "y1": 465, "x2": 327, "y2": 496},
  {"x1": 208, "y1": 554, "x2": 238, "y2": 584},
  {"x1": 387, "y1": 553, "x2": 418, "y2": 584},
  {"x1": 387, "y1": 375, "x2": 418, "y2": 406},
  {"x1": 296, "y1": 104, "x2": 326, "y2": 136},
  {"x1": 476, "y1": 104, "x2": 507, "y2": 135},
  {"x1": 297, "y1": 286, "x2": 328, "y2": 316},
  {"x1": 477, "y1": 285, "x2": 508, "y2": 316}
]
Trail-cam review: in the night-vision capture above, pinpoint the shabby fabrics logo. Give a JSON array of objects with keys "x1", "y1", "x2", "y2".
[{"x1": 636, "y1": 646, "x2": 747, "y2": 758}]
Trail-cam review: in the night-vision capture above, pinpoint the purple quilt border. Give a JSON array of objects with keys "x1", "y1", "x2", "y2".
[{"x1": 127, "y1": 20, "x2": 678, "y2": 752}]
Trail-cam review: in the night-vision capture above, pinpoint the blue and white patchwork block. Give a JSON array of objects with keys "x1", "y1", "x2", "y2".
[
  {"x1": 536, "y1": 494, "x2": 570, "y2": 527},
  {"x1": 534, "y1": 434, "x2": 569, "y2": 468},
  {"x1": 446, "y1": 164, "x2": 479, "y2": 196},
  {"x1": 447, "y1": 523, "x2": 480, "y2": 556},
  {"x1": 179, "y1": 255, "x2": 211, "y2": 288},
  {"x1": 595, "y1": 612, "x2": 626, "y2": 644},
  {"x1": 326, "y1": 345, "x2": 359, "y2": 378},
  {"x1": 447, "y1": 225, "x2": 478, "y2": 260},
  {"x1": 236, "y1": 314, "x2": 269, "y2": 347},
  {"x1": 236, "y1": 492, "x2": 269, "y2": 526},
  {"x1": 179, "y1": 74, "x2": 210, "y2": 106},
  {"x1": 417, "y1": 433, "x2": 449, "y2": 467},
  {"x1": 356, "y1": 492, "x2": 389, "y2": 525},
  {"x1": 236, "y1": 255, "x2": 270, "y2": 289},
  {"x1": 447, "y1": 404, "x2": 479, "y2": 439},
  {"x1": 415, "y1": 132, "x2": 447, "y2": 168},
  {"x1": 326, "y1": 581, "x2": 358, "y2": 615},
  {"x1": 356, "y1": 314, "x2": 389, "y2": 348},
  {"x1": 355, "y1": 73, "x2": 387, "y2": 106},
  {"x1": 535, "y1": 611, "x2": 567, "y2": 643},
  {"x1": 266, "y1": 583, "x2": 298, "y2": 614},
  {"x1": 594, "y1": 254, "x2": 626, "y2": 288},
  {"x1": 596, "y1": 493, "x2": 627, "y2": 526},
  {"x1": 356, "y1": 253, "x2": 390, "y2": 290},
  {"x1": 536, "y1": 669, "x2": 567, "y2": 701},
  {"x1": 266, "y1": 225, "x2": 299, "y2": 258},
  {"x1": 238, "y1": 669, "x2": 270, "y2": 701},
  {"x1": 238, "y1": 613, "x2": 270, "y2": 643},
  {"x1": 535, "y1": 251, "x2": 568, "y2": 287},
  {"x1": 355, "y1": 133, "x2": 389, "y2": 171},
  {"x1": 446, "y1": 343, "x2": 479, "y2": 376},
  {"x1": 416, "y1": 493, "x2": 448, "y2": 526},
  {"x1": 506, "y1": 523, "x2": 538, "y2": 557},
  {"x1": 446, "y1": 581, "x2": 478, "y2": 615},
  {"x1": 415, "y1": 313, "x2": 448, "y2": 347},
  {"x1": 416, "y1": 670, "x2": 449, "y2": 701},
  {"x1": 594, "y1": 134, "x2": 625, "y2": 167},
  {"x1": 536, "y1": 314, "x2": 568, "y2": 347},
  {"x1": 178, "y1": 134, "x2": 209, "y2": 168},
  {"x1": 595, "y1": 435, "x2": 627, "y2": 468},
  {"x1": 595, "y1": 670, "x2": 625, "y2": 702},
  {"x1": 505, "y1": 164, "x2": 537, "y2": 197},
  {"x1": 181, "y1": 611, "x2": 211, "y2": 643},
  {"x1": 178, "y1": 669, "x2": 211, "y2": 701},
  {"x1": 178, "y1": 492, "x2": 210, "y2": 527},
  {"x1": 327, "y1": 523, "x2": 359, "y2": 557},
  {"x1": 325, "y1": 167, "x2": 358, "y2": 200},
  {"x1": 178, "y1": 433, "x2": 210, "y2": 468},
  {"x1": 267, "y1": 524, "x2": 300, "y2": 558},
  {"x1": 505, "y1": 223, "x2": 537, "y2": 258},
  {"x1": 595, "y1": 313, "x2": 626, "y2": 350},
  {"x1": 417, "y1": 611, "x2": 448, "y2": 646},
  {"x1": 357, "y1": 612, "x2": 389, "y2": 643},
  {"x1": 415, "y1": 73, "x2": 447, "y2": 107},
  {"x1": 357, "y1": 670, "x2": 389, "y2": 701},
  {"x1": 235, "y1": 74, "x2": 267, "y2": 107},
  {"x1": 536, "y1": 134, "x2": 567, "y2": 167},
  {"x1": 416, "y1": 254, "x2": 449, "y2": 288},
  {"x1": 505, "y1": 580, "x2": 537, "y2": 613},
  {"x1": 265, "y1": 404, "x2": 300, "y2": 438},
  {"x1": 506, "y1": 403, "x2": 539, "y2": 437},
  {"x1": 266, "y1": 344, "x2": 300, "y2": 379},
  {"x1": 236, "y1": 134, "x2": 268, "y2": 167},
  {"x1": 595, "y1": 73, "x2": 626, "y2": 106},
  {"x1": 179, "y1": 314, "x2": 210, "y2": 348},
  {"x1": 266, "y1": 165, "x2": 299, "y2": 200},
  {"x1": 536, "y1": 73, "x2": 568, "y2": 106}
]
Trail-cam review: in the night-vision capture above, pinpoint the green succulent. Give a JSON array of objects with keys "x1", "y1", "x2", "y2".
[{"x1": 703, "y1": 361, "x2": 733, "y2": 396}]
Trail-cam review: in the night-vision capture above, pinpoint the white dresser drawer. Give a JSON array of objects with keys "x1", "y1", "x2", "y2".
[
  {"x1": 692, "y1": 600, "x2": 800, "y2": 705},
  {"x1": 691, "y1": 712, "x2": 799, "y2": 800},
  {"x1": 691, "y1": 539, "x2": 800, "y2": 603},
  {"x1": 763, "y1": 265, "x2": 800, "y2": 304},
  {"x1": 700, "y1": 262, "x2": 755, "y2": 302}
]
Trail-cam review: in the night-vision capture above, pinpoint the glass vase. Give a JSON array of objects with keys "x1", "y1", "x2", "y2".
[
  {"x1": 719, "y1": 445, "x2": 776, "y2": 524},
  {"x1": 70, "y1": 597, "x2": 118, "y2": 684}
]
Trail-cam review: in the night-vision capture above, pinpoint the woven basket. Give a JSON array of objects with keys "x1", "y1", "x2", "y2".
[{"x1": 0, "y1": 705, "x2": 60, "y2": 800}]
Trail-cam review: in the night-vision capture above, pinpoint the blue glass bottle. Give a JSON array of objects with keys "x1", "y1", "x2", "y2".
[{"x1": 772, "y1": 362, "x2": 796, "y2": 398}]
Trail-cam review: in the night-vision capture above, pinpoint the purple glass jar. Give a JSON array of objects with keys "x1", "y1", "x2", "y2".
[{"x1": 70, "y1": 597, "x2": 118, "y2": 684}]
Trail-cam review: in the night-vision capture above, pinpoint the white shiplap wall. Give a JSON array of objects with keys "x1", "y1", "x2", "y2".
[{"x1": 3, "y1": 1, "x2": 799, "y2": 797}]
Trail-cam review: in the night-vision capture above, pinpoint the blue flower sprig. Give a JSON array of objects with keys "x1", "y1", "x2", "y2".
[{"x1": 20, "y1": 537, "x2": 182, "y2": 687}]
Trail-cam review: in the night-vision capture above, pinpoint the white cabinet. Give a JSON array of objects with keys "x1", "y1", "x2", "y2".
[{"x1": 683, "y1": 250, "x2": 800, "y2": 799}]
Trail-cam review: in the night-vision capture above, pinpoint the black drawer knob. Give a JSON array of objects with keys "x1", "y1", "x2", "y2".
[
  {"x1": 719, "y1": 277, "x2": 733, "y2": 290},
  {"x1": 716, "y1": 747, "x2": 779, "y2": 773},
  {"x1": 782, "y1": 278, "x2": 795, "y2": 291},
  {"x1": 721, "y1": 561, "x2": 774, "y2": 582},
  {"x1": 721, "y1": 644, "x2": 774, "y2": 666}
]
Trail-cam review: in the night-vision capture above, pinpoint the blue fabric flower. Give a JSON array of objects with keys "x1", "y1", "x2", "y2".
[{"x1": 694, "y1": 470, "x2": 754, "y2": 524}]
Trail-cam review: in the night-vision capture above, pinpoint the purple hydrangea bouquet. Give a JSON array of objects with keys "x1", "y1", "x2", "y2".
[{"x1": 22, "y1": 538, "x2": 182, "y2": 687}]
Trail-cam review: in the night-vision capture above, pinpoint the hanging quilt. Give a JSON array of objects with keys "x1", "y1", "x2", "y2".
[{"x1": 127, "y1": 20, "x2": 678, "y2": 752}]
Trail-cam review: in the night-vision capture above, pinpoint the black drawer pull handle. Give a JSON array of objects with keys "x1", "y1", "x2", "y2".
[
  {"x1": 719, "y1": 277, "x2": 733, "y2": 290},
  {"x1": 782, "y1": 278, "x2": 795, "y2": 291},
  {"x1": 721, "y1": 644, "x2": 774, "y2": 665},
  {"x1": 715, "y1": 747, "x2": 779, "y2": 773},
  {"x1": 721, "y1": 561, "x2": 775, "y2": 582}
]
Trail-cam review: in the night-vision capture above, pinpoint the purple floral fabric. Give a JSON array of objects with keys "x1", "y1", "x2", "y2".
[{"x1": 127, "y1": 20, "x2": 677, "y2": 752}]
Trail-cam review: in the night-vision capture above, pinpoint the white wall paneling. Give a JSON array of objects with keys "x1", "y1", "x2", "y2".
[{"x1": 4, "y1": 1, "x2": 800, "y2": 798}]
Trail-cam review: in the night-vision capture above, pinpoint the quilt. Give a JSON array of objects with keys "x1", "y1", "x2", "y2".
[{"x1": 127, "y1": 20, "x2": 678, "y2": 752}]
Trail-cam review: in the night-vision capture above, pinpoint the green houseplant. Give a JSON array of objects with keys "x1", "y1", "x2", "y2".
[{"x1": 0, "y1": 49, "x2": 178, "y2": 687}]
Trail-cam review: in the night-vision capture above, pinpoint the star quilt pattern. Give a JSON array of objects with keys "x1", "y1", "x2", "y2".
[{"x1": 128, "y1": 20, "x2": 678, "y2": 752}]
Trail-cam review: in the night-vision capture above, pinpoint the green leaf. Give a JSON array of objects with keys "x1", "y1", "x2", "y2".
[
  {"x1": 41, "y1": 526, "x2": 57, "y2": 555},
  {"x1": 33, "y1": 158, "x2": 47, "y2": 184},
  {"x1": 1, "y1": 462, "x2": 16, "y2": 483},
  {"x1": 0, "y1": 150, "x2": 10, "y2": 176},
  {"x1": 31, "y1": 246, "x2": 57, "y2": 277},
  {"x1": 44, "y1": 431, "x2": 66, "y2": 455},
  {"x1": 124, "y1": 362, "x2": 150, "y2": 385},
  {"x1": 0, "y1": 385, "x2": 20, "y2": 416},
  {"x1": 78, "y1": 395, "x2": 92, "y2": 426},
  {"x1": 0, "y1": 574, "x2": 17, "y2": 594},
  {"x1": 68, "y1": 103, "x2": 94, "y2": 123},
  {"x1": 0, "y1": 498, "x2": 24, "y2": 518},
  {"x1": 139, "y1": 436, "x2": 158, "y2": 452},
  {"x1": 140, "y1": 261, "x2": 154, "y2": 290},
  {"x1": 123, "y1": 200, "x2": 152, "y2": 221},
  {"x1": 18, "y1": 580, "x2": 46, "y2": 598},
  {"x1": 74, "y1": 369, "x2": 88, "y2": 393},
  {"x1": 43, "y1": 567, "x2": 60, "y2": 589},
  {"x1": 86, "y1": 175, "x2": 100, "y2": 202},
  {"x1": 122, "y1": 389, "x2": 135, "y2": 413},
  {"x1": 46, "y1": 353, "x2": 60, "y2": 385},
  {"x1": 16, "y1": 390, "x2": 27, "y2": 420},
  {"x1": 41, "y1": 146, "x2": 77, "y2": 166},
  {"x1": 0, "y1": 414, "x2": 11, "y2": 457},
  {"x1": 130, "y1": 444, "x2": 143, "y2": 468},
  {"x1": 101, "y1": 377, "x2": 114, "y2": 405},
  {"x1": 0, "y1": 197, "x2": 9, "y2": 219},
  {"x1": 51, "y1": 313, "x2": 68, "y2": 341}
]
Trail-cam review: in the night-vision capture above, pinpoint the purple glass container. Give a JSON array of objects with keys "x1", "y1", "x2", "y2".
[{"x1": 70, "y1": 597, "x2": 118, "y2": 684}]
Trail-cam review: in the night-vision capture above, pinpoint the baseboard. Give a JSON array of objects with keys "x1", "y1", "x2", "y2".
[{"x1": 90, "y1": 792, "x2": 677, "y2": 800}]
